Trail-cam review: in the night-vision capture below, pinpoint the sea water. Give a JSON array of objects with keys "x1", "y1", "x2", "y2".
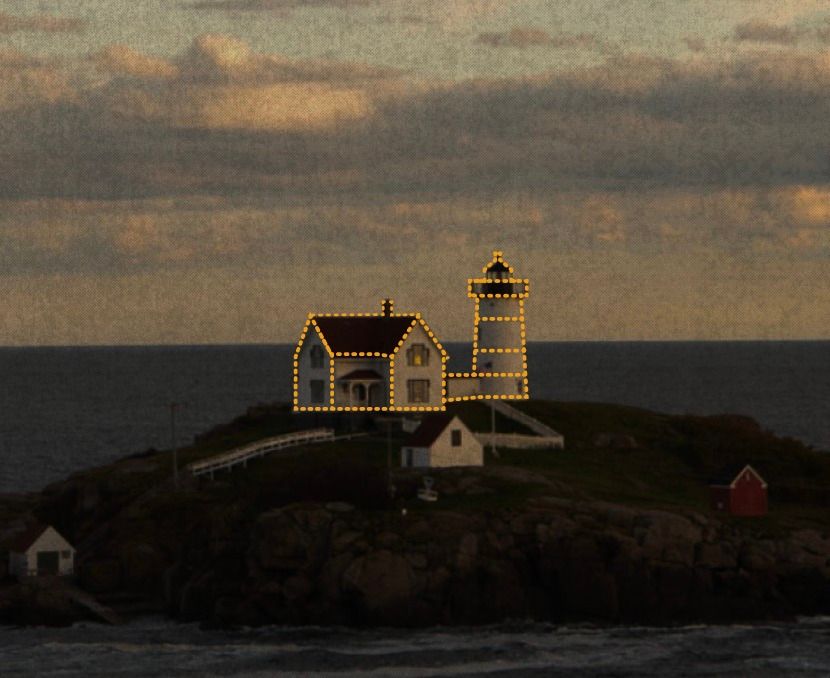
[{"x1": 2, "y1": 617, "x2": 830, "y2": 676}]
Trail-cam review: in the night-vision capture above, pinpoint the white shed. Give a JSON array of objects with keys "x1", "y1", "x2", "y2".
[
  {"x1": 8, "y1": 524, "x2": 75, "y2": 578},
  {"x1": 401, "y1": 414, "x2": 483, "y2": 468}
]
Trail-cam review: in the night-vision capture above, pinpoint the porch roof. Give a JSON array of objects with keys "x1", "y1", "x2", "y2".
[{"x1": 339, "y1": 369, "x2": 384, "y2": 381}]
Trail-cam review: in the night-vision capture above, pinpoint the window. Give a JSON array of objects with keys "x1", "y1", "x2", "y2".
[
  {"x1": 407, "y1": 343, "x2": 430, "y2": 366},
  {"x1": 61, "y1": 550, "x2": 71, "y2": 559},
  {"x1": 451, "y1": 429, "x2": 462, "y2": 446},
  {"x1": 310, "y1": 380, "x2": 325, "y2": 403},
  {"x1": 405, "y1": 449, "x2": 413, "y2": 467},
  {"x1": 407, "y1": 379, "x2": 430, "y2": 403},
  {"x1": 517, "y1": 380, "x2": 524, "y2": 393},
  {"x1": 310, "y1": 345, "x2": 325, "y2": 369}
]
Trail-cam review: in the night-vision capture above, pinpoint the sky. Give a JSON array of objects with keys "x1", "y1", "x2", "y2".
[{"x1": 1, "y1": 0, "x2": 829, "y2": 344}]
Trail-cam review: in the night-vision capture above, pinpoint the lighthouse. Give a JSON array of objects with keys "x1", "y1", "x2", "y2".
[{"x1": 468, "y1": 250, "x2": 530, "y2": 398}]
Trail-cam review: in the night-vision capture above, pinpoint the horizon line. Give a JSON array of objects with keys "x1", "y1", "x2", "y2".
[{"x1": 1, "y1": 338, "x2": 829, "y2": 350}]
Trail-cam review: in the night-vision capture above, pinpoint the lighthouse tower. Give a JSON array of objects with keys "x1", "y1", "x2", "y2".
[{"x1": 469, "y1": 251, "x2": 530, "y2": 398}]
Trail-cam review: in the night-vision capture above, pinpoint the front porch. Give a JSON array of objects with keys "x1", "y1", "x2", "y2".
[{"x1": 336, "y1": 369, "x2": 389, "y2": 408}]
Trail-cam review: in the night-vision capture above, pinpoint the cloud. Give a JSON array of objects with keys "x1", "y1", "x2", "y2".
[
  {"x1": 92, "y1": 45, "x2": 179, "y2": 79},
  {"x1": 186, "y1": 0, "x2": 371, "y2": 10},
  {"x1": 683, "y1": 36, "x2": 706, "y2": 53},
  {"x1": 177, "y1": 34, "x2": 397, "y2": 83},
  {"x1": 476, "y1": 27, "x2": 601, "y2": 49},
  {"x1": 815, "y1": 20, "x2": 830, "y2": 44},
  {"x1": 733, "y1": 20, "x2": 801, "y2": 45},
  {"x1": 0, "y1": 11, "x2": 85, "y2": 34},
  {"x1": 4, "y1": 37, "x2": 830, "y2": 223}
]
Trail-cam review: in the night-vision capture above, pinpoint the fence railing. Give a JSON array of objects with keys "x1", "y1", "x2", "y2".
[
  {"x1": 475, "y1": 432, "x2": 564, "y2": 449},
  {"x1": 488, "y1": 400, "x2": 561, "y2": 438},
  {"x1": 188, "y1": 428, "x2": 335, "y2": 477}
]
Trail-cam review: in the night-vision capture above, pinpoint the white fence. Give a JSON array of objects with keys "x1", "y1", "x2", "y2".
[
  {"x1": 475, "y1": 432, "x2": 564, "y2": 449},
  {"x1": 188, "y1": 428, "x2": 335, "y2": 478},
  {"x1": 488, "y1": 400, "x2": 561, "y2": 439}
]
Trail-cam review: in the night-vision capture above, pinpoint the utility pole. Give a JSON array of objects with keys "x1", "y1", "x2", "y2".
[
  {"x1": 490, "y1": 402, "x2": 499, "y2": 459},
  {"x1": 386, "y1": 420, "x2": 394, "y2": 499},
  {"x1": 170, "y1": 402, "x2": 183, "y2": 489}
]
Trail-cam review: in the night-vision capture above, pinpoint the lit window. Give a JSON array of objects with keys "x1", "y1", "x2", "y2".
[
  {"x1": 407, "y1": 343, "x2": 429, "y2": 366},
  {"x1": 451, "y1": 430, "x2": 462, "y2": 446},
  {"x1": 310, "y1": 380, "x2": 325, "y2": 403},
  {"x1": 407, "y1": 379, "x2": 430, "y2": 403},
  {"x1": 310, "y1": 345, "x2": 325, "y2": 369}
]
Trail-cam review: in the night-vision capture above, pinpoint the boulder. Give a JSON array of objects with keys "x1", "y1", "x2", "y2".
[
  {"x1": 342, "y1": 550, "x2": 415, "y2": 621},
  {"x1": 80, "y1": 558, "x2": 122, "y2": 594},
  {"x1": 637, "y1": 511, "x2": 701, "y2": 566},
  {"x1": 120, "y1": 542, "x2": 167, "y2": 590},
  {"x1": 696, "y1": 541, "x2": 738, "y2": 569},
  {"x1": 456, "y1": 533, "x2": 479, "y2": 572}
]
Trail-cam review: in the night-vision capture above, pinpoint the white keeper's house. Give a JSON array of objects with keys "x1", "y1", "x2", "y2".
[{"x1": 293, "y1": 250, "x2": 530, "y2": 412}]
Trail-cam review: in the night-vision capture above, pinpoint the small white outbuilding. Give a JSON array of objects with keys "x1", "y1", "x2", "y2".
[
  {"x1": 8, "y1": 524, "x2": 75, "y2": 578},
  {"x1": 401, "y1": 414, "x2": 483, "y2": 468}
]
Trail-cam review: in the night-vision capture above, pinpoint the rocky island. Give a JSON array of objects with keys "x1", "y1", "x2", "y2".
[{"x1": 2, "y1": 400, "x2": 830, "y2": 628}]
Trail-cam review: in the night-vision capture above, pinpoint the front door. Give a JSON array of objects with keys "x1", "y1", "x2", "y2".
[{"x1": 37, "y1": 551, "x2": 60, "y2": 575}]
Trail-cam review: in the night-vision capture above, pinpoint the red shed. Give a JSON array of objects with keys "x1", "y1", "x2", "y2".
[{"x1": 709, "y1": 464, "x2": 768, "y2": 516}]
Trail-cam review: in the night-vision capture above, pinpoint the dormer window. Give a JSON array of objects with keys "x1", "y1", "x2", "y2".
[
  {"x1": 407, "y1": 343, "x2": 429, "y2": 367},
  {"x1": 310, "y1": 344, "x2": 325, "y2": 369}
]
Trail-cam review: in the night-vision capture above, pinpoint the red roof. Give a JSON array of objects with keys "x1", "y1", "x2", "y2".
[
  {"x1": 405, "y1": 413, "x2": 456, "y2": 448},
  {"x1": 314, "y1": 316, "x2": 415, "y2": 354},
  {"x1": 7, "y1": 523, "x2": 49, "y2": 552},
  {"x1": 339, "y1": 369, "x2": 384, "y2": 380},
  {"x1": 709, "y1": 463, "x2": 767, "y2": 488}
]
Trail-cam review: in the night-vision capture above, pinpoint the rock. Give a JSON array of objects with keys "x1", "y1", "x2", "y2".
[
  {"x1": 213, "y1": 596, "x2": 241, "y2": 626},
  {"x1": 121, "y1": 542, "x2": 167, "y2": 590},
  {"x1": 291, "y1": 507, "x2": 332, "y2": 533},
  {"x1": 179, "y1": 573, "x2": 214, "y2": 621},
  {"x1": 405, "y1": 552, "x2": 428, "y2": 569},
  {"x1": 342, "y1": 550, "x2": 415, "y2": 621},
  {"x1": 638, "y1": 511, "x2": 702, "y2": 566},
  {"x1": 282, "y1": 574, "x2": 312, "y2": 602},
  {"x1": 655, "y1": 565, "x2": 693, "y2": 616},
  {"x1": 332, "y1": 529, "x2": 363, "y2": 554},
  {"x1": 790, "y1": 530, "x2": 830, "y2": 557},
  {"x1": 592, "y1": 433, "x2": 638, "y2": 449},
  {"x1": 696, "y1": 541, "x2": 738, "y2": 569},
  {"x1": 479, "y1": 559, "x2": 526, "y2": 621},
  {"x1": 325, "y1": 502, "x2": 354, "y2": 513},
  {"x1": 404, "y1": 520, "x2": 432, "y2": 543},
  {"x1": 456, "y1": 533, "x2": 479, "y2": 572},
  {"x1": 18, "y1": 580, "x2": 79, "y2": 627},
  {"x1": 319, "y1": 552, "x2": 355, "y2": 601},
  {"x1": 376, "y1": 532, "x2": 402, "y2": 550},
  {"x1": 81, "y1": 558, "x2": 122, "y2": 594},
  {"x1": 255, "y1": 509, "x2": 311, "y2": 570},
  {"x1": 738, "y1": 542, "x2": 776, "y2": 571},
  {"x1": 558, "y1": 535, "x2": 619, "y2": 620}
]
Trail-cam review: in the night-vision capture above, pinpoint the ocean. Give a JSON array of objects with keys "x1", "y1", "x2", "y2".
[
  {"x1": 1, "y1": 341, "x2": 828, "y2": 494},
  {"x1": 3, "y1": 617, "x2": 830, "y2": 677}
]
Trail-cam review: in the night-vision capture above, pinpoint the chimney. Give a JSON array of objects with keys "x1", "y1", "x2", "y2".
[{"x1": 382, "y1": 298, "x2": 394, "y2": 316}]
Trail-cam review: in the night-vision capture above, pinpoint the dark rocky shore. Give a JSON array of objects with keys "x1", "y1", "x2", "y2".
[{"x1": 2, "y1": 401, "x2": 830, "y2": 628}]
